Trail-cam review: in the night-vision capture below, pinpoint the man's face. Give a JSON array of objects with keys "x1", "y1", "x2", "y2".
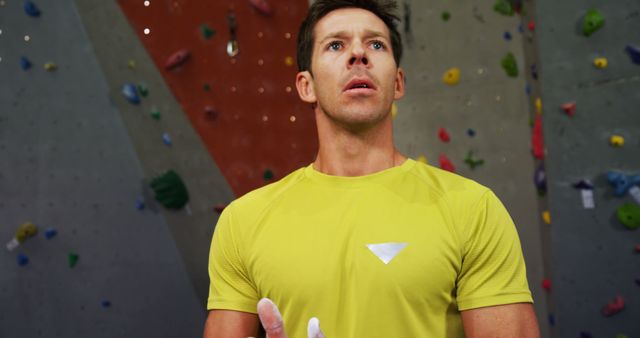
[{"x1": 296, "y1": 8, "x2": 404, "y2": 131}]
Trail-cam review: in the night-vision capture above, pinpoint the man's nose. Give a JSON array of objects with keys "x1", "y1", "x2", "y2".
[{"x1": 348, "y1": 42, "x2": 369, "y2": 67}]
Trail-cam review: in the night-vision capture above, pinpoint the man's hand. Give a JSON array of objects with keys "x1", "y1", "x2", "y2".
[{"x1": 256, "y1": 298, "x2": 326, "y2": 338}]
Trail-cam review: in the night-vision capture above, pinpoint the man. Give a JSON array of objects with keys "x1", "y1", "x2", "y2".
[{"x1": 203, "y1": 0, "x2": 540, "y2": 337}]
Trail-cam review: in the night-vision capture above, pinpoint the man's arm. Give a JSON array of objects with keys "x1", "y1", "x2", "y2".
[
  {"x1": 203, "y1": 309, "x2": 260, "y2": 338},
  {"x1": 461, "y1": 303, "x2": 540, "y2": 338}
]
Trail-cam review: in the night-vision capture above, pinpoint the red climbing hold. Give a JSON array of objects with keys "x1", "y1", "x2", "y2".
[
  {"x1": 532, "y1": 115, "x2": 545, "y2": 159},
  {"x1": 438, "y1": 128, "x2": 451, "y2": 143},
  {"x1": 602, "y1": 296, "x2": 625, "y2": 317},
  {"x1": 439, "y1": 154, "x2": 455, "y2": 173},
  {"x1": 164, "y1": 49, "x2": 191, "y2": 71},
  {"x1": 542, "y1": 278, "x2": 552, "y2": 291},
  {"x1": 561, "y1": 102, "x2": 576, "y2": 117},
  {"x1": 634, "y1": 244, "x2": 640, "y2": 253},
  {"x1": 249, "y1": 0, "x2": 273, "y2": 16},
  {"x1": 528, "y1": 20, "x2": 536, "y2": 31}
]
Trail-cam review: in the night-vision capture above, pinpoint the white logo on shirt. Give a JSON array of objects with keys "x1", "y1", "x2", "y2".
[{"x1": 366, "y1": 242, "x2": 408, "y2": 264}]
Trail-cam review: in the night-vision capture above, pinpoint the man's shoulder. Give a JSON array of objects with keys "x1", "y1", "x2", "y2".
[
  {"x1": 230, "y1": 165, "x2": 308, "y2": 213},
  {"x1": 408, "y1": 161, "x2": 489, "y2": 201}
]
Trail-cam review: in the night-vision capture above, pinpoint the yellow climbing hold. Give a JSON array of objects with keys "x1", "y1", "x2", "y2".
[
  {"x1": 535, "y1": 97, "x2": 542, "y2": 115},
  {"x1": 284, "y1": 56, "x2": 294, "y2": 67},
  {"x1": 417, "y1": 155, "x2": 428, "y2": 164},
  {"x1": 44, "y1": 62, "x2": 57, "y2": 71},
  {"x1": 16, "y1": 222, "x2": 38, "y2": 243},
  {"x1": 128, "y1": 59, "x2": 136, "y2": 69},
  {"x1": 443, "y1": 67, "x2": 461, "y2": 85},
  {"x1": 610, "y1": 135, "x2": 624, "y2": 147},
  {"x1": 593, "y1": 57, "x2": 608, "y2": 69},
  {"x1": 542, "y1": 211, "x2": 551, "y2": 224},
  {"x1": 391, "y1": 102, "x2": 398, "y2": 119}
]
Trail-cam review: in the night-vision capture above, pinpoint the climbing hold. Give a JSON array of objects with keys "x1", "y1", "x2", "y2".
[
  {"x1": 464, "y1": 151, "x2": 484, "y2": 170},
  {"x1": 573, "y1": 180, "x2": 594, "y2": 190},
  {"x1": 593, "y1": 57, "x2": 608, "y2": 69},
  {"x1": 203, "y1": 83, "x2": 211, "y2": 91},
  {"x1": 101, "y1": 300, "x2": 111, "y2": 308},
  {"x1": 150, "y1": 107, "x2": 161, "y2": 120},
  {"x1": 548, "y1": 314, "x2": 555, "y2": 326},
  {"x1": 249, "y1": 0, "x2": 273, "y2": 16},
  {"x1": 200, "y1": 24, "x2": 215, "y2": 40},
  {"x1": 503, "y1": 31, "x2": 512, "y2": 41},
  {"x1": 284, "y1": 56, "x2": 294, "y2": 67},
  {"x1": 542, "y1": 211, "x2": 551, "y2": 224},
  {"x1": 391, "y1": 102, "x2": 398, "y2": 119},
  {"x1": 626, "y1": 45, "x2": 640, "y2": 65},
  {"x1": 518, "y1": 23, "x2": 524, "y2": 33},
  {"x1": 493, "y1": 0, "x2": 513, "y2": 16},
  {"x1": 20, "y1": 56, "x2": 32, "y2": 70},
  {"x1": 609, "y1": 135, "x2": 624, "y2": 147},
  {"x1": 204, "y1": 106, "x2": 218, "y2": 120},
  {"x1": 501, "y1": 53, "x2": 518, "y2": 77},
  {"x1": 439, "y1": 154, "x2": 455, "y2": 173},
  {"x1": 535, "y1": 97, "x2": 542, "y2": 114},
  {"x1": 164, "y1": 49, "x2": 190, "y2": 71},
  {"x1": 441, "y1": 11, "x2": 450, "y2": 21},
  {"x1": 606, "y1": 171, "x2": 640, "y2": 197},
  {"x1": 23, "y1": 0, "x2": 41, "y2": 17},
  {"x1": 15, "y1": 222, "x2": 38, "y2": 243},
  {"x1": 617, "y1": 204, "x2": 640, "y2": 230},
  {"x1": 525, "y1": 83, "x2": 532, "y2": 96},
  {"x1": 574, "y1": 180, "x2": 595, "y2": 209},
  {"x1": 135, "y1": 197, "x2": 145, "y2": 210},
  {"x1": 43, "y1": 62, "x2": 57, "y2": 71},
  {"x1": 530, "y1": 63, "x2": 538, "y2": 80},
  {"x1": 561, "y1": 102, "x2": 576, "y2": 117},
  {"x1": 137, "y1": 83, "x2": 149, "y2": 97},
  {"x1": 532, "y1": 115, "x2": 544, "y2": 159},
  {"x1": 121, "y1": 83, "x2": 140, "y2": 105},
  {"x1": 534, "y1": 164, "x2": 546, "y2": 195},
  {"x1": 417, "y1": 155, "x2": 428, "y2": 164},
  {"x1": 162, "y1": 133, "x2": 172, "y2": 146},
  {"x1": 68, "y1": 252, "x2": 79, "y2": 268},
  {"x1": 127, "y1": 59, "x2": 136, "y2": 69},
  {"x1": 213, "y1": 204, "x2": 228, "y2": 213},
  {"x1": 602, "y1": 296, "x2": 624, "y2": 317},
  {"x1": 467, "y1": 128, "x2": 476, "y2": 137},
  {"x1": 527, "y1": 21, "x2": 535, "y2": 32},
  {"x1": 541, "y1": 278, "x2": 551, "y2": 291},
  {"x1": 582, "y1": 9, "x2": 605, "y2": 37},
  {"x1": 44, "y1": 228, "x2": 57, "y2": 239},
  {"x1": 17, "y1": 253, "x2": 29, "y2": 266},
  {"x1": 150, "y1": 170, "x2": 190, "y2": 210},
  {"x1": 442, "y1": 67, "x2": 460, "y2": 85},
  {"x1": 263, "y1": 169, "x2": 274, "y2": 181},
  {"x1": 580, "y1": 332, "x2": 594, "y2": 338},
  {"x1": 438, "y1": 128, "x2": 450, "y2": 143},
  {"x1": 635, "y1": 244, "x2": 640, "y2": 253}
]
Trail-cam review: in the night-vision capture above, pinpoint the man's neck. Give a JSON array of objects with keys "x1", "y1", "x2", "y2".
[{"x1": 312, "y1": 110, "x2": 406, "y2": 177}]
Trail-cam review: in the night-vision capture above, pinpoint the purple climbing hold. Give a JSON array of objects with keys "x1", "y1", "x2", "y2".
[
  {"x1": 17, "y1": 253, "x2": 29, "y2": 266},
  {"x1": 534, "y1": 164, "x2": 546, "y2": 194},
  {"x1": 467, "y1": 128, "x2": 476, "y2": 137},
  {"x1": 626, "y1": 45, "x2": 640, "y2": 65},
  {"x1": 44, "y1": 228, "x2": 57, "y2": 239},
  {"x1": 20, "y1": 56, "x2": 32, "y2": 70},
  {"x1": 530, "y1": 63, "x2": 538, "y2": 80},
  {"x1": 121, "y1": 83, "x2": 140, "y2": 105},
  {"x1": 573, "y1": 179, "x2": 594, "y2": 190},
  {"x1": 518, "y1": 23, "x2": 524, "y2": 33},
  {"x1": 503, "y1": 31, "x2": 512, "y2": 41},
  {"x1": 24, "y1": 1, "x2": 41, "y2": 17}
]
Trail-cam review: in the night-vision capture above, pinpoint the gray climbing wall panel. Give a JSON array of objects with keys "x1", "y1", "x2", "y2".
[
  {"x1": 394, "y1": 1, "x2": 550, "y2": 336},
  {"x1": 536, "y1": 0, "x2": 640, "y2": 336},
  {"x1": 0, "y1": 0, "x2": 208, "y2": 337}
]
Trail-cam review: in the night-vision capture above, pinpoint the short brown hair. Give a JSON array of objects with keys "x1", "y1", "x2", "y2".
[{"x1": 296, "y1": 0, "x2": 403, "y2": 74}]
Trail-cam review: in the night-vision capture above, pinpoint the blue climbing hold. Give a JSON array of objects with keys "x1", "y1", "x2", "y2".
[
  {"x1": 518, "y1": 23, "x2": 524, "y2": 33},
  {"x1": 121, "y1": 83, "x2": 140, "y2": 105},
  {"x1": 548, "y1": 314, "x2": 555, "y2": 326},
  {"x1": 44, "y1": 228, "x2": 57, "y2": 239},
  {"x1": 135, "y1": 197, "x2": 145, "y2": 210},
  {"x1": 503, "y1": 31, "x2": 512, "y2": 41},
  {"x1": 607, "y1": 171, "x2": 640, "y2": 197},
  {"x1": 626, "y1": 45, "x2": 640, "y2": 65},
  {"x1": 162, "y1": 133, "x2": 172, "y2": 146},
  {"x1": 525, "y1": 83, "x2": 532, "y2": 96},
  {"x1": 101, "y1": 300, "x2": 111, "y2": 308},
  {"x1": 24, "y1": 1, "x2": 41, "y2": 17},
  {"x1": 20, "y1": 56, "x2": 32, "y2": 70},
  {"x1": 17, "y1": 253, "x2": 29, "y2": 266},
  {"x1": 466, "y1": 128, "x2": 476, "y2": 137}
]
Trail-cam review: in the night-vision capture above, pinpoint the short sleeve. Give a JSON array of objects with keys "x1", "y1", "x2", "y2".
[
  {"x1": 207, "y1": 203, "x2": 259, "y2": 313},
  {"x1": 455, "y1": 190, "x2": 533, "y2": 311}
]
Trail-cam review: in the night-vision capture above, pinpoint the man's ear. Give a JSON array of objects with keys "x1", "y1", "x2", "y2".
[
  {"x1": 394, "y1": 67, "x2": 406, "y2": 100},
  {"x1": 296, "y1": 71, "x2": 317, "y2": 104}
]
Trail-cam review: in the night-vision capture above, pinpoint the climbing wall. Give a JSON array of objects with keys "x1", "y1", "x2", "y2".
[
  {"x1": 534, "y1": 0, "x2": 640, "y2": 336},
  {"x1": 393, "y1": 1, "x2": 550, "y2": 336},
  {"x1": 0, "y1": 0, "x2": 206, "y2": 337}
]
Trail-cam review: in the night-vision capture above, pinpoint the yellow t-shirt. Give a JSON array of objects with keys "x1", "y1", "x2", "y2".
[{"x1": 208, "y1": 159, "x2": 533, "y2": 337}]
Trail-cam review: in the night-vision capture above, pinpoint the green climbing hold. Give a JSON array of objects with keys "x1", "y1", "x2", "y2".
[
  {"x1": 464, "y1": 151, "x2": 485, "y2": 170},
  {"x1": 203, "y1": 83, "x2": 211, "y2": 92},
  {"x1": 263, "y1": 169, "x2": 274, "y2": 181},
  {"x1": 582, "y1": 9, "x2": 604, "y2": 37},
  {"x1": 617, "y1": 203, "x2": 640, "y2": 230},
  {"x1": 150, "y1": 107, "x2": 161, "y2": 120},
  {"x1": 441, "y1": 11, "x2": 451, "y2": 21},
  {"x1": 150, "y1": 170, "x2": 190, "y2": 210},
  {"x1": 501, "y1": 52, "x2": 518, "y2": 77},
  {"x1": 493, "y1": 0, "x2": 513, "y2": 16},
  {"x1": 201, "y1": 24, "x2": 216, "y2": 40},
  {"x1": 138, "y1": 83, "x2": 149, "y2": 97},
  {"x1": 68, "y1": 252, "x2": 79, "y2": 268}
]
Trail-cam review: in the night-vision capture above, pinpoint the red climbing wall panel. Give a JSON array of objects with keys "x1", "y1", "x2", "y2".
[{"x1": 118, "y1": 0, "x2": 317, "y2": 197}]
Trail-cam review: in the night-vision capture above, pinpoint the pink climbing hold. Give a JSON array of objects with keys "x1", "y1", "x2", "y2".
[
  {"x1": 528, "y1": 20, "x2": 536, "y2": 31},
  {"x1": 439, "y1": 154, "x2": 455, "y2": 173},
  {"x1": 602, "y1": 296, "x2": 624, "y2": 317},
  {"x1": 561, "y1": 102, "x2": 576, "y2": 117},
  {"x1": 542, "y1": 278, "x2": 552, "y2": 291},
  {"x1": 249, "y1": 0, "x2": 273, "y2": 16},
  {"x1": 438, "y1": 128, "x2": 451, "y2": 143},
  {"x1": 164, "y1": 49, "x2": 191, "y2": 71},
  {"x1": 532, "y1": 115, "x2": 545, "y2": 159}
]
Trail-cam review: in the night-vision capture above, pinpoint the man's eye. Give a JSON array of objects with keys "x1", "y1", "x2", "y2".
[
  {"x1": 371, "y1": 41, "x2": 385, "y2": 50},
  {"x1": 328, "y1": 41, "x2": 342, "y2": 51}
]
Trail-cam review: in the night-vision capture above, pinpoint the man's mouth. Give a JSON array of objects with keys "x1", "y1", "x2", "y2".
[{"x1": 343, "y1": 78, "x2": 376, "y2": 92}]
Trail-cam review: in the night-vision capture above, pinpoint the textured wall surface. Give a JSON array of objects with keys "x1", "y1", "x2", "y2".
[
  {"x1": 536, "y1": 0, "x2": 640, "y2": 336},
  {"x1": 0, "y1": 0, "x2": 206, "y2": 337},
  {"x1": 394, "y1": 1, "x2": 550, "y2": 336}
]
